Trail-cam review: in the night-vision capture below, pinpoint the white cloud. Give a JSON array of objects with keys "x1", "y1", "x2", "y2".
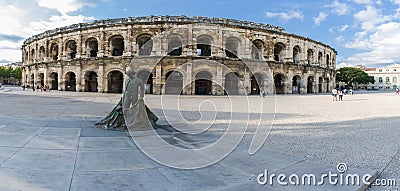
[
  {"x1": 325, "y1": 0, "x2": 350, "y2": 15},
  {"x1": 339, "y1": 24, "x2": 349, "y2": 32},
  {"x1": 335, "y1": 36, "x2": 345, "y2": 43},
  {"x1": 313, "y1": 12, "x2": 328, "y2": 26},
  {"x1": 353, "y1": 6, "x2": 390, "y2": 31},
  {"x1": 345, "y1": 22, "x2": 400, "y2": 65},
  {"x1": 352, "y1": 0, "x2": 373, "y2": 4},
  {"x1": 266, "y1": 10, "x2": 304, "y2": 21},
  {"x1": 0, "y1": 0, "x2": 96, "y2": 64},
  {"x1": 37, "y1": 0, "x2": 94, "y2": 15},
  {"x1": 390, "y1": 0, "x2": 400, "y2": 4}
]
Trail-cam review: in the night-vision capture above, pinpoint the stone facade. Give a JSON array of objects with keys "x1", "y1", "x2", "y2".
[
  {"x1": 21, "y1": 15, "x2": 336, "y2": 95},
  {"x1": 360, "y1": 64, "x2": 400, "y2": 90}
]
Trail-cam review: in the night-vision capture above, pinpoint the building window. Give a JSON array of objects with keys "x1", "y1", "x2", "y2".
[
  {"x1": 386, "y1": 77, "x2": 390, "y2": 83},
  {"x1": 379, "y1": 77, "x2": 383, "y2": 84},
  {"x1": 379, "y1": 69, "x2": 382, "y2": 72}
]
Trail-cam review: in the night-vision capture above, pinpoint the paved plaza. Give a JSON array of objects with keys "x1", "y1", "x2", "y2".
[{"x1": 1, "y1": 86, "x2": 400, "y2": 190}]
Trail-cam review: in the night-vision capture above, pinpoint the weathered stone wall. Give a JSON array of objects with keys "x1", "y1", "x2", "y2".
[{"x1": 21, "y1": 16, "x2": 336, "y2": 95}]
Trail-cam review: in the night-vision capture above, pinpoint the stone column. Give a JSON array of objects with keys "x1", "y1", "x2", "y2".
[
  {"x1": 217, "y1": 26, "x2": 224, "y2": 57},
  {"x1": 186, "y1": 24, "x2": 193, "y2": 56},
  {"x1": 97, "y1": 63, "x2": 104, "y2": 93},
  {"x1": 244, "y1": 68, "x2": 251, "y2": 95},
  {"x1": 22, "y1": 68, "x2": 26, "y2": 86},
  {"x1": 57, "y1": 65, "x2": 63, "y2": 91},
  {"x1": 154, "y1": 64, "x2": 163, "y2": 94},
  {"x1": 44, "y1": 65, "x2": 48, "y2": 86},
  {"x1": 184, "y1": 63, "x2": 193, "y2": 95},
  {"x1": 76, "y1": 65, "x2": 82, "y2": 92},
  {"x1": 214, "y1": 64, "x2": 223, "y2": 95}
]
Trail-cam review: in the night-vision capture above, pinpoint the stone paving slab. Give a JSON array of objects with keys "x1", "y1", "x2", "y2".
[
  {"x1": 25, "y1": 136, "x2": 79, "y2": 150},
  {"x1": 75, "y1": 150, "x2": 155, "y2": 171},
  {"x1": 2, "y1": 148, "x2": 76, "y2": 171},
  {"x1": 0, "y1": 168, "x2": 72, "y2": 191},
  {"x1": 0, "y1": 147, "x2": 20, "y2": 164},
  {"x1": 39, "y1": 127, "x2": 81, "y2": 137},
  {"x1": 70, "y1": 169, "x2": 174, "y2": 191},
  {"x1": 78, "y1": 137, "x2": 135, "y2": 151},
  {"x1": 0, "y1": 132, "x2": 36, "y2": 147}
]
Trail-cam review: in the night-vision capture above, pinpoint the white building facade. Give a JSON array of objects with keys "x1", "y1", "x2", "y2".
[{"x1": 363, "y1": 64, "x2": 400, "y2": 90}]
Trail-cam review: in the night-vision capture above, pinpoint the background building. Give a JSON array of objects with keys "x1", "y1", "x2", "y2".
[
  {"x1": 21, "y1": 16, "x2": 337, "y2": 95},
  {"x1": 360, "y1": 64, "x2": 400, "y2": 90}
]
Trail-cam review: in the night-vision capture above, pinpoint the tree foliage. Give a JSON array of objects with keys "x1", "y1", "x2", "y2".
[
  {"x1": 336, "y1": 67, "x2": 375, "y2": 86},
  {"x1": 0, "y1": 66, "x2": 22, "y2": 82}
]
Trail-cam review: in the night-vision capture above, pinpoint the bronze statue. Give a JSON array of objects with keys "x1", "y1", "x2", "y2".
[{"x1": 95, "y1": 70, "x2": 158, "y2": 130}]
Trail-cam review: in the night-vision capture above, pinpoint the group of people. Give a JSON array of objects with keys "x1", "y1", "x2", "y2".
[
  {"x1": 22, "y1": 85, "x2": 51, "y2": 92},
  {"x1": 332, "y1": 88, "x2": 353, "y2": 101}
]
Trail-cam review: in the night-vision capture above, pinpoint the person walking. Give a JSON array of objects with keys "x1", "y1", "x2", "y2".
[
  {"x1": 332, "y1": 88, "x2": 338, "y2": 101},
  {"x1": 338, "y1": 89, "x2": 343, "y2": 101},
  {"x1": 395, "y1": 87, "x2": 399, "y2": 95}
]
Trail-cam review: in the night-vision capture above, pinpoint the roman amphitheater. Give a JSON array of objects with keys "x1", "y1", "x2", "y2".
[{"x1": 21, "y1": 15, "x2": 336, "y2": 95}]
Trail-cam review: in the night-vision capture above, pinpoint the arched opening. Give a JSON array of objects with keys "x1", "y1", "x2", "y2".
[
  {"x1": 165, "y1": 71, "x2": 183, "y2": 94},
  {"x1": 393, "y1": 77, "x2": 398, "y2": 84},
  {"x1": 307, "y1": 76, "x2": 314, "y2": 93},
  {"x1": 251, "y1": 73, "x2": 264, "y2": 95},
  {"x1": 86, "y1": 38, "x2": 98, "y2": 57},
  {"x1": 39, "y1": 73, "x2": 44, "y2": 87},
  {"x1": 196, "y1": 35, "x2": 212, "y2": 56},
  {"x1": 274, "y1": 43, "x2": 285, "y2": 61},
  {"x1": 137, "y1": 34, "x2": 153, "y2": 56},
  {"x1": 307, "y1": 49, "x2": 314, "y2": 64},
  {"x1": 85, "y1": 71, "x2": 98, "y2": 92},
  {"x1": 30, "y1": 73, "x2": 34, "y2": 88},
  {"x1": 225, "y1": 37, "x2": 240, "y2": 58},
  {"x1": 167, "y1": 36, "x2": 182, "y2": 56},
  {"x1": 39, "y1": 46, "x2": 45, "y2": 62},
  {"x1": 65, "y1": 40, "x2": 77, "y2": 59},
  {"x1": 318, "y1": 52, "x2": 323, "y2": 65},
  {"x1": 65, "y1": 72, "x2": 76, "y2": 91},
  {"x1": 107, "y1": 71, "x2": 123, "y2": 93},
  {"x1": 252, "y1": 40, "x2": 264, "y2": 60},
  {"x1": 195, "y1": 71, "x2": 212, "y2": 95},
  {"x1": 293, "y1": 45, "x2": 301, "y2": 63},
  {"x1": 318, "y1": 77, "x2": 323, "y2": 93},
  {"x1": 224, "y1": 72, "x2": 239, "y2": 95},
  {"x1": 110, "y1": 35, "x2": 124, "y2": 56},
  {"x1": 292, "y1": 75, "x2": 301, "y2": 94},
  {"x1": 50, "y1": 43, "x2": 59, "y2": 61},
  {"x1": 325, "y1": 78, "x2": 330, "y2": 93},
  {"x1": 326, "y1": 54, "x2": 330, "y2": 67},
  {"x1": 50, "y1": 72, "x2": 58, "y2": 90},
  {"x1": 31, "y1": 49, "x2": 35, "y2": 62},
  {"x1": 137, "y1": 70, "x2": 153, "y2": 94},
  {"x1": 274, "y1": 74, "x2": 285, "y2": 94}
]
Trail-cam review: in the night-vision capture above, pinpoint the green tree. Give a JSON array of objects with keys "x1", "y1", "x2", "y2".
[{"x1": 336, "y1": 67, "x2": 375, "y2": 86}]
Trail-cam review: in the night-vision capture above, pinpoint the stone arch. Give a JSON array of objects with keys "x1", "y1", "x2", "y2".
[
  {"x1": 137, "y1": 34, "x2": 153, "y2": 56},
  {"x1": 30, "y1": 73, "x2": 34, "y2": 87},
  {"x1": 195, "y1": 71, "x2": 212, "y2": 95},
  {"x1": 65, "y1": 72, "x2": 76, "y2": 91},
  {"x1": 39, "y1": 46, "x2": 45, "y2": 62},
  {"x1": 86, "y1": 37, "x2": 98, "y2": 58},
  {"x1": 318, "y1": 77, "x2": 323, "y2": 93},
  {"x1": 137, "y1": 70, "x2": 153, "y2": 94},
  {"x1": 292, "y1": 75, "x2": 302, "y2": 94},
  {"x1": 50, "y1": 43, "x2": 59, "y2": 61},
  {"x1": 165, "y1": 70, "x2": 183, "y2": 94},
  {"x1": 224, "y1": 72, "x2": 240, "y2": 95},
  {"x1": 196, "y1": 34, "x2": 213, "y2": 56},
  {"x1": 318, "y1": 52, "x2": 323, "y2": 65},
  {"x1": 326, "y1": 54, "x2": 330, "y2": 67},
  {"x1": 38, "y1": 73, "x2": 44, "y2": 87},
  {"x1": 50, "y1": 72, "x2": 58, "y2": 90},
  {"x1": 307, "y1": 49, "x2": 314, "y2": 64},
  {"x1": 251, "y1": 73, "x2": 264, "y2": 95},
  {"x1": 107, "y1": 70, "x2": 124, "y2": 93},
  {"x1": 225, "y1": 37, "x2": 240, "y2": 58},
  {"x1": 31, "y1": 48, "x2": 35, "y2": 62},
  {"x1": 293, "y1": 45, "x2": 301, "y2": 63},
  {"x1": 252, "y1": 39, "x2": 264, "y2": 60},
  {"x1": 85, "y1": 71, "x2": 98, "y2": 92},
  {"x1": 307, "y1": 76, "x2": 314, "y2": 93},
  {"x1": 109, "y1": 35, "x2": 124, "y2": 56},
  {"x1": 274, "y1": 42, "x2": 285, "y2": 62},
  {"x1": 274, "y1": 73, "x2": 285, "y2": 94},
  {"x1": 65, "y1": 40, "x2": 77, "y2": 59},
  {"x1": 167, "y1": 34, "x2": 183, "y2": 56}
]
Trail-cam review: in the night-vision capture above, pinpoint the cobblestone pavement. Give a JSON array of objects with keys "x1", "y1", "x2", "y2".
[{"x1": 0, "y1": 86, "x2": 398, "y2": 190}]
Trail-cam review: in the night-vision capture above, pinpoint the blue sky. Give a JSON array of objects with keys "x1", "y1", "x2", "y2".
[{"x1": 1, "y1": 0, "x2": 400, "y2": 68}]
